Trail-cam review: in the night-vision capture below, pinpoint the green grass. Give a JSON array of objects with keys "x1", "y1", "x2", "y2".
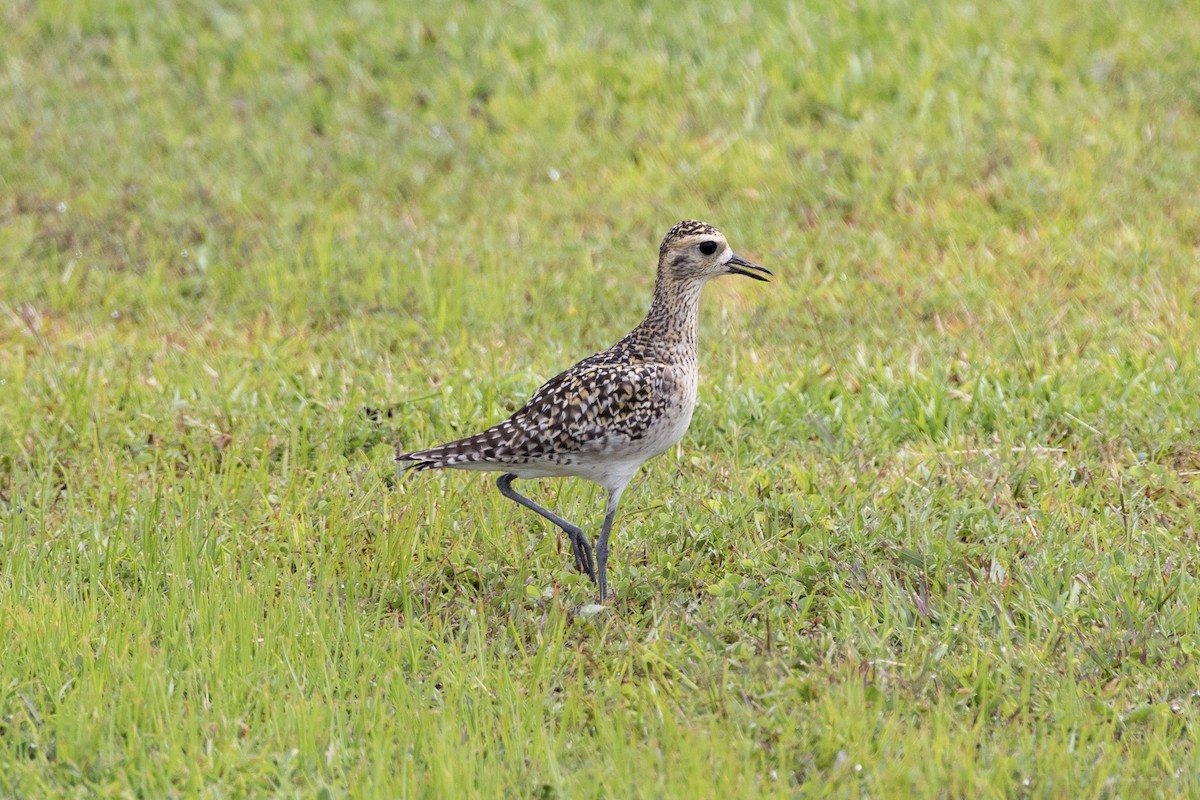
[{"x1": 3, "y1": 0, "x2": 1200, "y2": 796}]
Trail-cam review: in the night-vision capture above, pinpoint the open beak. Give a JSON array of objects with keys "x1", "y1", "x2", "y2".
[{"x1": 725, "y1": 253, "x2": 772, "y2": 282}]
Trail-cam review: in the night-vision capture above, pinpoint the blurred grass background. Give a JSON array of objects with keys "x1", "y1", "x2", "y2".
[{"x1": 2, "y1": 0, "x2": 1200, "y2": 796}]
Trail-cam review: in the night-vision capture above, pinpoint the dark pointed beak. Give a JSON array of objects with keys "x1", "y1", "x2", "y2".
[{"x1": 725, "y1": 253, "x2": 772, "y2": 282}]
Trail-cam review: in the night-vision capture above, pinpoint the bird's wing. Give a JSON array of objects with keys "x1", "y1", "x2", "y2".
[
  {"x1": 515, "y1": 360, "x2": 674, "y2": 453},
  {"x1": 398, "y1": 361, "x2": 674, "y2": 467}
]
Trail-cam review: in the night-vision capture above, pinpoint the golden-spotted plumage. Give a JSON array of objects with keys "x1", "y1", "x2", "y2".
[
  {"x1": 404, "y1": 360, "x2": 680, "y2": 467},
  {"x1": 397, "y1": 220, "x2": 771, "y2": 600}
]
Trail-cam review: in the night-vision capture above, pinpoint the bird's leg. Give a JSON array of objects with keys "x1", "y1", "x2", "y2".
[
  {"x1": 496, "y1": 474, "x2": 595, "y2": 581},
  {"x1": 594, "y1": 487, "x2": 625, "y2": 602}
]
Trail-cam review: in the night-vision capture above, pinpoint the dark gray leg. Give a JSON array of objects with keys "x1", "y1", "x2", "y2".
[
  {"x1": 595, "y1": 487, "x2": 625, "y2": 602},
  {"x1": 496, "y1": 474, "x2": 595, "y2": 581}
]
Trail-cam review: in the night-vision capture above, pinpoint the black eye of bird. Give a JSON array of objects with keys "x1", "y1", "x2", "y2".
[{"x1": 698, "y1": 241, "x2": 718, "y2": 255}]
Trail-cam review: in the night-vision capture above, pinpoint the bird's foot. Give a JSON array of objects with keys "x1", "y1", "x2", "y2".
[{"x1": 567, "y1": 529, "x2": 596, "y2": 582}]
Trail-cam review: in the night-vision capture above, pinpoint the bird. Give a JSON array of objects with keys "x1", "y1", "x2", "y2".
[{"x1": 396, "y1": 220, "x2": 771, "y2": 601}]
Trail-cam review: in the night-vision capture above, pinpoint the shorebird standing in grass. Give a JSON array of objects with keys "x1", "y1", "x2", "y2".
[{"x1": 396, "y1": 220, "x2": 771, "y2": 601}]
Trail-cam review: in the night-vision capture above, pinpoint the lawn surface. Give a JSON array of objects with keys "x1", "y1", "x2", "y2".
[{"x1": 3, "y1": 0, "x2": 1200, "y2": 796}]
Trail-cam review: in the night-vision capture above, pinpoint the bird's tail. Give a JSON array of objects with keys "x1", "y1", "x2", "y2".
[{"x1": 395, "y1": 429, "x2": 503, "y2": 471}]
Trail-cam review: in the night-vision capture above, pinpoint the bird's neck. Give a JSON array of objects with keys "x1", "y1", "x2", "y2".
[{"x1": 628, "y1": 277, "x2": 706, "y2": 363}]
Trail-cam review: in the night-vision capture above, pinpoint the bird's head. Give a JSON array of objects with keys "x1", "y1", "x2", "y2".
[{"x1": 656, "y1": 220, "x2": 771, "y2": 286}]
